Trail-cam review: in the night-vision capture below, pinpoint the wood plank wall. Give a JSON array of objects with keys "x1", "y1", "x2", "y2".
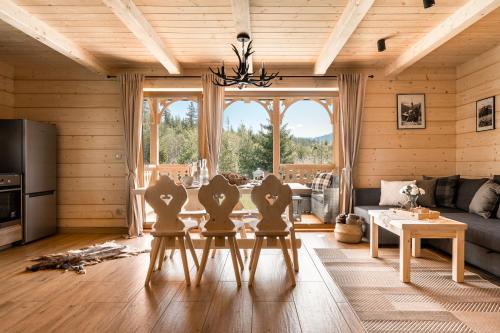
[
  {"x1": 456, "y1": 45, "x2": 500, "y2": 178},
  {"x1": 7, "y1": 63, "x2": 466, "y2": 227},
  {"x1": 0, "y1": 61, "x2": 14, "y2": 118},
  {"x1": 14, "y1": 67, "x2": 127, "y2": 229},
  {"x1": 355, "y1": 67, "x2": 457, "y2": 188}
]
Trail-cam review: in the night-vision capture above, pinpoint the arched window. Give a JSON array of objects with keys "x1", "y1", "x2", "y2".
[
  {"x1": 219, "y1": 100, "x2": 272, "y2": 178},
  {"x1": 158, "y1": 100, "x2": 198, "y2": 164},
  {"x1": 280, "y1": 99, "x2": 333, "y2": 165}
]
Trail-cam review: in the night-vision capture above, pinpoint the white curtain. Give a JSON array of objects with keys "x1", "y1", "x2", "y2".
[
  {"x1": 119, "y1": 73, "x2": 144, "y2": 237},
  {"x1": 201, "y1": 73, "x2": 225, "y2": 177},
  {"x1": 338, "y1": 73, "x2": 367, "y2": 214}
]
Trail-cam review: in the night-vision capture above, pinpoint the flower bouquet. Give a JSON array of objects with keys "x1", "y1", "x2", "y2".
[{"x1": 399, "y1": 184, "x2": 425, "y2": 209}]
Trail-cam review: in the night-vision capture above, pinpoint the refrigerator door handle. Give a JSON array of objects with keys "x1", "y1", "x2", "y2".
[{"x1": 26, "y1": 190, "x2": 56, "y2": 198}]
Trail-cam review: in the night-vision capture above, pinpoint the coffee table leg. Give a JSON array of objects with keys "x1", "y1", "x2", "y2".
[
  {"x1": 400, "y1": 231, "x2": 411, "y2": 283},
  {"x1": 412, "y1": 238, "x2": 421, "y2": 257},
  {"x1": 370, "y1": 215, "x2": 378, "y2": 258},
  {"x1": 452, "y1": 230, "x2": 465, "y2": 283}
]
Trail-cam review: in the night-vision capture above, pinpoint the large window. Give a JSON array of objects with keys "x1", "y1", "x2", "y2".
[
  {"x1": 159, "y1": 100, "x2": 198, "y2": 164},
  {"x1": 142, "y1": 97, "x2": 199, "y2": 166},
  {"x1": 219, "y1": 100, "x2": 272, "y2": 178},
  {"x1": 281, "y1": 99, "x2": 333, "y2": 165}
]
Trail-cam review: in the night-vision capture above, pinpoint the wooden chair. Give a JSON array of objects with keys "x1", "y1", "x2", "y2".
[
  {"x1": 144, "y1": 175, "x2": 199, "y2": 286},
  {"x1": 248, "y1": 175, "x2": 296, "y2": 287},
  {"x1": 195, "y1": 175, "x2": 244, "y2": 287}
]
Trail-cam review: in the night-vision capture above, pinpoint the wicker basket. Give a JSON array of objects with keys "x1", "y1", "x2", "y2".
[{"x1": 334, "y1": 223, "x2": 363, "y2": 244}]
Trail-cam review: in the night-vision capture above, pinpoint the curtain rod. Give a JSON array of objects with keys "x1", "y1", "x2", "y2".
[{"x1": 106, "y1": 74, "x2": 374, "y2": 79}]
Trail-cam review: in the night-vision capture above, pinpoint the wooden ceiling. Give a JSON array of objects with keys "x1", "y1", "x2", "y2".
[{"x1": 0, "y1": 0, "x2": 499, "y2": 75}]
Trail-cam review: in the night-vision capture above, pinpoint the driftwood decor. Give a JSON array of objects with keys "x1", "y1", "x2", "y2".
[{"x1": 26, "y1": 241, "x2": 148, "y2": 274}]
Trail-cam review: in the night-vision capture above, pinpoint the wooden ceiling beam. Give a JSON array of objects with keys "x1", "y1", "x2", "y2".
[
  {"x1": 230, "y1": 0, "x2": 253, "y2": 72},
  {"x1": 0, "y1": 0, "x2": 108, "y2": 74},
  {"x1": 314, "y1": 0, "x2": 374, "y2": 75},
  {"x1": 385, "y1": 0, "x2": 500, "y2": 76},
  {"x1": 103, "y1": 0, "x2": 181, "y2": 75}
]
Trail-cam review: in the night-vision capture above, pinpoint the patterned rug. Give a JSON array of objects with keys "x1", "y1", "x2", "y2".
[{"x1": 314, "y1": 248, "x2": 500, "y2": 333}]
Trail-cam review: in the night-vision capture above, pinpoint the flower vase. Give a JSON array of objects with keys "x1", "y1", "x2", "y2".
[{"x1": 408, "y1": 195, "x2": 418, "y2": 209}]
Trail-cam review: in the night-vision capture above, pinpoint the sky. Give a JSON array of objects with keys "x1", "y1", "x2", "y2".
[{"x1": 167, "y1": 99, "x2": 333, "y2": 139}]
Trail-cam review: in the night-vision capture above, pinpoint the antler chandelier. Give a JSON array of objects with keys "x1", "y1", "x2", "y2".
[{"x1": 209, "y1": 33, "x2": 279, "y2": 89}]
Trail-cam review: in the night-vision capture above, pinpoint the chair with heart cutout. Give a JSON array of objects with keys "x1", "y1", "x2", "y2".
[
  {"x1": 144, "y1": 175, "x2": 199, "y2": 286},
  {"x1": 195, "y1": 175, "x2": 244, "y2": 286},
  {"x1": 248, "y1": 174, "x2": 296, "y2": 287}
]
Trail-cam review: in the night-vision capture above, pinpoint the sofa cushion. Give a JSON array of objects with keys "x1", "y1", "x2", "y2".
[
  {"x1": 311, "y1": 172, "x2": 335, "y2": 192},
  {"x1": 353, "y1": 188, "x2": 381, "y2": 206},
  {"x1": 469, "y1": 180, "x2": 500, "y2": 219},
  {"x1": 456, "y1": 178, "x2": 488, "y2": 212},
  {"x1": 379, "y1": 180, "x2": 416, "y2": 206},
  {"x1": 433, "y1": 207, "x2": 464, "y2": 214},
  {"x1": 416, "y1": 178, "x2": 437, "y2": 207},
  {"x1": 424, "y1": 175, "x2": 460, "y2": 208},
  {"x1": 440, "y1": 212, "x2": 500, "y2": 253}
]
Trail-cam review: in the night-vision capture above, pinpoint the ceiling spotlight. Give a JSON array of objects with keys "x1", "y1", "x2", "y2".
[
  {"x1": 377, "y1": 38, "x2": 386, "y2": 52},
  {"x1": 423, "y1": 0, "x2": 435, "y2": 9}
]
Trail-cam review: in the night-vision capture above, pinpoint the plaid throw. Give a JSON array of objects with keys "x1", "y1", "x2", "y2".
[
  {"x1": 423, "y1": 175, "x2": 460, "y2": 208},
  {"x1": 311, "y1": 172, "x2": 334, "y2": 192}
]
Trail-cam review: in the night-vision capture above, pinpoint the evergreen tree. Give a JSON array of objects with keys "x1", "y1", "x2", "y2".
[{"x1": 186, "y1": 102, "x2": 197, "y2": 128}]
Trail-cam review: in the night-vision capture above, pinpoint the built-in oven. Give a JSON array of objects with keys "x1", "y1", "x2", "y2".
[{"x1": 0, "y1": 174, "x2": 22, "y2": 229}]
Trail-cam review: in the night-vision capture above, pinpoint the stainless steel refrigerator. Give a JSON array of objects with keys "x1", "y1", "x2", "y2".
[{"x1": 0, "y1": 119, "x2": 57, "y2": 243}]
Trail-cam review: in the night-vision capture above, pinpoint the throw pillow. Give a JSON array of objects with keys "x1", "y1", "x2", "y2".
[
  {"x1": 423, "y1": 175, "x2": 460, "y2": 208},
  {"x1": 469, "y1": 180, "x2": 500, "y2": 219},
  {"x1": 416, "y1": 179, "x2": 437, "y2": 207},
  {"x1": 311, "y1": 172, "x2": 334, "y2": 192},
  {"x1": 455, "y1": 178, "x2": 488, "y2": 212},
  {"x1": 379, "y1": 180, "x2": 416, "y2": 206}
]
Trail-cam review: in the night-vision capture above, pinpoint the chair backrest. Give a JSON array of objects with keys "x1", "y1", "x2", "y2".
[
  {"x1": 145, "y1": 175, "x2": 187, "y2": 232},
  {"x1": 198, "y1": 175, "x2": 240, "y2": 231},
  {"x1": 251, "y1": 174, "x2": 292, "y2": 231}
]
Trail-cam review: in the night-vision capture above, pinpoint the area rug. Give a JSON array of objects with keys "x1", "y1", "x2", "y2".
[
  {"x1": 314, "y1": 248, "x2": 500, "y2": 333},
  {"x1": 26, "y1": 241, "x2": 148, "y2": 274}
]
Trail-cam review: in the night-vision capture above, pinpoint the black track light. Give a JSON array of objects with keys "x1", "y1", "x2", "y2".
[
  {"x1": 423, "y1": 0, "x2": 435, "y2": 9},
  {"x1": 377, "y1": 38, "x2": 386, "y2": 52}
]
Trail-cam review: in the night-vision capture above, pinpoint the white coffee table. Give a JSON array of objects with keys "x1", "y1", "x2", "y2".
[{"x1": 368, "y1": 210, "x2": 467, "y2": 283}]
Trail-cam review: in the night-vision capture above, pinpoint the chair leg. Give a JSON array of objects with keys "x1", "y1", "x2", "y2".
[
  {"x1": 211, "y1": 248, "x2": 217, "y2": 258},
  {"x1": 249, "y1": 237, "x2": 263, "y2": 287},
  {"x1": 169, "y1": 248, "x2": 176, "y2": 259},
  {"x1": 185, "y1": 232, "x2": 199, "y2": 269},
  {"x1": 233, "y1": 237, "x2": 244, "y2": 271},
  {"x1": 145, "y1": 237, "x2": 161, "y2": 286},
  {"x1": 195, "y1": 236, "x2": 212, "y2": 286},
  {"x1": 290, "y1": 229, "x2": 299, "y2": 272},
  {"x1": 157, "y1": 237, "x2": 167, "y2": 271},
  {"x1": 279, "y1": 236, "x2": 296, "y2": 287},
  {"x1": 178, "y1": 236, "x2": 191, "y2": 286},
  {"x1": 249, "y1": 238, "x2": 258, "y2": 271},
  {"x1": 228, "y1": 236, "x2": 242, "y2": 287},
  {"x1": 239, "y1": 226, "x2": 249, "y2": 258}
]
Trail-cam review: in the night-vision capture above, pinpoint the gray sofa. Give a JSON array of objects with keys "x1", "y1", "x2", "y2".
[
  {"x1": 311, "y1": 176, "x2": 340, "y2": 224},
  {"x1": 353, "y1": 178, "x2": 500, "y2": 277}
]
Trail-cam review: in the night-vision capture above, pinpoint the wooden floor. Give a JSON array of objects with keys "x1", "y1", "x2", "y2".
[{"x1": 0, "y1": 232, "x2": 366, "y2": 333}]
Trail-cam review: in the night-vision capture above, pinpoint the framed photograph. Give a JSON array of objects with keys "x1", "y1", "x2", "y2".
[
  {"x1": 476, "y1": 96, "x2": 495, "y2": 132},
  {"x1": 397, "y1": 94, "x2": 426, "y2": 129}
]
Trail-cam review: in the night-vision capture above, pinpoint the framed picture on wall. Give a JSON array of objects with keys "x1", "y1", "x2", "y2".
[
  {"x1": 476, "y1": 96, "x2": 495, "y2": 132},
  {"x1": 397, "y1": 94, "x2": 426, "y2": 129}
]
